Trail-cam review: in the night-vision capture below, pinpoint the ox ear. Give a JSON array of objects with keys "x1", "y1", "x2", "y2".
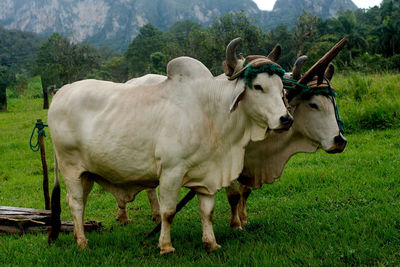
[
  {"x1": 229, "y1": 79, "x2": 246, "y2": 112},
  {"x1": 267, "y1": 44, "x2": 281, "y2": 62}
]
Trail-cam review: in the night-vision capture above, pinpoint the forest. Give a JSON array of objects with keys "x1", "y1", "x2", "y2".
[{"x1": 0, "y1": 0, "x2": 399, "y2": 111}]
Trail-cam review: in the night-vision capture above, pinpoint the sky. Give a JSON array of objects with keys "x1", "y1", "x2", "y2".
[{"x1": 252, "y1": 0, "x2": 382, "y2": 10}]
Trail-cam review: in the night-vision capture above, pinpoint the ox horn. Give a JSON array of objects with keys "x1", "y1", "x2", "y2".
[
  {"x1": 292, "y1": 55, "x2": 308, "y2": 80},
  {"x1": 223, "y1": 37, "x2": 242, "y2": 76},
  {"x1": 298, "y1": 37, "x2": 347, "y2": 86},
  {"x1": 325, "y1": 63, "x2": 335, "y2": 81},
  {"x1": 267, "y1": 43, "x2": 281, "y2": 62}
]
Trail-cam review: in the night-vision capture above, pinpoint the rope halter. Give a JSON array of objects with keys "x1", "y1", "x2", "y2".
[{"x1": 283, "y1": 75, "x2": 344, "y2": 134}]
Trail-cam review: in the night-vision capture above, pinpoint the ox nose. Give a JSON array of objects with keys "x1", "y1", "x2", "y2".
[
  {"x1": 334, "y1": 134, "x2": 347, "y2": 147},
  {"x1": 279, "y1": 114, "x2": 294, "y2": 129}
]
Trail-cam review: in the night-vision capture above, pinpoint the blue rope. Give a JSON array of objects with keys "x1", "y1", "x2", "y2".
[{"x1": 29, "y1": 121, "x2": 48, "y2": 152}]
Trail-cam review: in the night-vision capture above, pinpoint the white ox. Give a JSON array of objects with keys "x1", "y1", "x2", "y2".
[
  {"x1": 121, "y1": 39, "x2": 348, "y2": 231},
  {"x1": 47, "y1": 38, "x2": 292, "y2": 254},
  {"x1": 225, "y1": 57, "x2": 347, "y2": 229}
]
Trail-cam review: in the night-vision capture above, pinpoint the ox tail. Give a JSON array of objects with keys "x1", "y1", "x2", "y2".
[{"x1": 48, "y1": 152, "x2": 61, "y2": 243}]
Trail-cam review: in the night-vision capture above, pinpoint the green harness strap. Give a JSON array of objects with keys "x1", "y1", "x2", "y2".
[{"x1": 29, "y1": 121, "x2": 48, "y2": 152}]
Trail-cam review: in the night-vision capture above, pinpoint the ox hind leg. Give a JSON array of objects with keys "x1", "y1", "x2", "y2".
[
  {"x1": 64, "y1": 171, "x2": 94, "y2": 249},
  {"x1": 115, "y1": 188, "x2": 159, "y2": 224},
  {"x1": 238, "y1": 185, "x2": 252, "y2": 226},
  {"x1": 91, "y1": 175, "x2": 143, "y2": 225},
  {"x1": 225, "y1": 181, "x2": 242, "y2": 230},
  {"x1": 146, "y1": 188, "x2": 161, "y2": 222},
  {"x1": 197, "y1": 193, "x2": 221, "y2": 252}
]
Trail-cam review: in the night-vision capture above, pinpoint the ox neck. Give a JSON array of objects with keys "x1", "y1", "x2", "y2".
[
  {"x1": 242, "y1": 125, "x2": 319, "y2": 187},
  {"x1": 199, "y1": 78, "x2": 256, "y2": 146},
  {"x1": 274, "y1": 128, "x2": 319, "y2": 159}
]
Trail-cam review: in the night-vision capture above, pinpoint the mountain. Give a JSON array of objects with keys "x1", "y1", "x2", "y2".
[
  {"x1": 0, "y1": 0, "x2": 358, "y2": 51},
  {"x1": 259, "y1": 0, "x2": 358, "y2": 29}
]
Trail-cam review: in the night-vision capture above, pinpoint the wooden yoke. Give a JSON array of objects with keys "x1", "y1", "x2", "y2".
[{"x1": 298, "y1": 38, "x2": 347, "y2": 86}]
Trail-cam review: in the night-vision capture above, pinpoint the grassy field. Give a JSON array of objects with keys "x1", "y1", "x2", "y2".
[{"x1": 0, "y1": 73, "x2": 400, "y2": 265}]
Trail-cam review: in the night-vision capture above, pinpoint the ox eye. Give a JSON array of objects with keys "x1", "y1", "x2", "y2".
[
  {"x1": 254, "y1": 85, "x2": 264, "y2": 92},
  {"x1": 309, "y1": 103, "x2": 319, "y2": 110}
]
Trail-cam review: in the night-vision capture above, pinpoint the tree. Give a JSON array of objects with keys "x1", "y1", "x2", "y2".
[
  {"x1": 374, "y1": 17, "x2": 400, "y2": 56},
  {"x1": 293, "y1": 11, "x2": 319, "y2": 58},
  {"x1": 35, "y1": 33, "x2": 100, "y2": 109},
  {"x1": 148, "y1": 52, "x2": 167, "y2": 75},
  {"x1": 372, "y1": 0, "x2": 400, "y2": 57},
  {"x1": 0, "y1": 66, "x2": 15, "y2": 112},
  {"x1": 327, "y1": 11, "x2": 367, "y2": 62},
  {"x1": 208, "y1": 11, "x2": 266, "y2": 74},
  {"x1": 266, "y1": 24, "x2": 295, "y2": 70},
  {"x1": 97, "y1": 56, "x2": 129, "y2": 82},
  {"x1": 125, "y1": 24, "x2": 166, "y2": 77}
]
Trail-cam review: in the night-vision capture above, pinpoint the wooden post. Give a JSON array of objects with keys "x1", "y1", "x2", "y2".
[
  {"x1": 41, "y1": 76, "x2": 49, "y2": 110},
  {"x1": 37, "y1": 119, "x2": 50, "y2": 210}
]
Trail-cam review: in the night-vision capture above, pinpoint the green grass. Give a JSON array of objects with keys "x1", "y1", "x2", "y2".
[
  {"x1": 1, "y1": 74, "x2": 400, "y2": 265},
  {"x1": 332, "y1": 72, "x2": 400, "y2": 133}
]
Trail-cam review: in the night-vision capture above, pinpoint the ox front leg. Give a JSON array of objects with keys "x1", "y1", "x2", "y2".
[
  {"x1": 158, "y1": 168, "x2": 184, "y2": 255},
  {"x1": 146, "y1": 188, "x2": 161, "y2": 222},
  {"x1": 197, "y1": 193, "x2": 221, "y2": 252},
  {"x1": 65, "y1": 173, "x2": 94, "y2": 249}
]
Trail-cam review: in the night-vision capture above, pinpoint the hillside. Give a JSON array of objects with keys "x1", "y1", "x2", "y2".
[
  {"x1": 0, "y1": 24, "x2": 44, "y2": 72},
  {"x1": 260, "y1": 0, "x2": 358, "y2": 29},
  {"x1": 0, "y1": 0, "x2": 358, "y2": 51}
]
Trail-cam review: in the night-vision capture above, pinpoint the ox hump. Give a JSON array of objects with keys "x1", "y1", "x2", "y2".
[{"x1": 167, "y1": 57, "x2": 213, "y2": 81}]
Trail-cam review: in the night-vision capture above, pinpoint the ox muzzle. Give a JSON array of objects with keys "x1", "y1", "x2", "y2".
[
  {"x1": 327, "y1": 133, "x2": 347, "y2": 153},
  {"x1": 273, "y1": 114, "x2": 294, "y2": 132}
]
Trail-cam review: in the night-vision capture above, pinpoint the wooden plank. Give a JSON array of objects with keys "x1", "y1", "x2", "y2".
[
  {"x1": 0, "y1": 206, "x2": 51, "y2": 214},
  {"x1": 0, "y1": 215, "x2": 49, "y2": 220}
]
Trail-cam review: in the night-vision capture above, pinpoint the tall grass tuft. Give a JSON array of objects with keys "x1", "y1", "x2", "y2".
[{"x1": 332, "y1": 72, "x2": 400, "y2": 133}]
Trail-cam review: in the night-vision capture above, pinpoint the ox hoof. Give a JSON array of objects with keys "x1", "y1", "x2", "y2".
[
  {"x1": 152, "y1": 214, "x2": 161, "y2": 223},
  {"x1": 203, "y1": 242, "x2": 221, "y2": 253},
  {"x1": 117, "y1": 217, "x2": 132, "y2": 225},
  {"x1": 159, "y1": 246, "x2": 175, "y2": 255},
  {"x1": 77, "y1": 238, "x2": 88, "y2": 250},
  {"x1": 230, "y1": 221, "x2": 242, "y2": 230},
  {"x1": 240, "y1": 217, "x2": 248, "y2": 226}
]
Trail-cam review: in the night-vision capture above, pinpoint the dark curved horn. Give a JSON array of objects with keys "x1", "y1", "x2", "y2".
[
  {"x1": 325, "y1": 63, "x2": 334, "y2": 81},
  {"x1": 299, "y1": 37, "x2": 347, "y2": 85},
  {"x1": 226, "y1": 37, "x2": 242, "y2": 70},
  {"x1": 267, "y1": 44, "x2": 281, "y2": 62},
  {"x1": 292, "y1": 55, "x2": 308, "y2": 80}
]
